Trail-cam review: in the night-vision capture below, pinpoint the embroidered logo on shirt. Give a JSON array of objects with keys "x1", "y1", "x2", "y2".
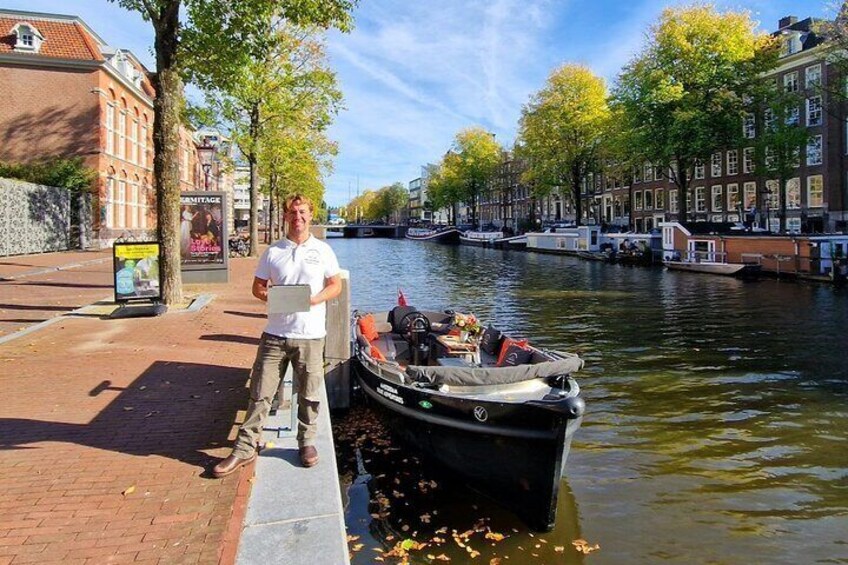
[{"x1": 304, "y1": 249, "x2": 321, "y2": 265}]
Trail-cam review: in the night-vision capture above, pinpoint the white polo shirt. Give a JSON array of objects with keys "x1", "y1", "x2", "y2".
[{"x1": 256, "y1": 235, "x2": 340, "y2": 339}]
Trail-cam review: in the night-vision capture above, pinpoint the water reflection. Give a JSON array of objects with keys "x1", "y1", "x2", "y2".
[{"x1": 330, "y1": 238, "x2": 848, "y2": 563}]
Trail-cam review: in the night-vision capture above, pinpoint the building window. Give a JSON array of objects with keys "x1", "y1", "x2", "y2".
[
  {"x1": 805, "y1": 64, "x2": 822, "y2": 89},
  {"x1": 743, "y1": 147, "x2": 754, "y2": 173},
  {"x1": 786, "y1": 217, "x2": 802, "y2": 233},
  {"x1": 786, "y1": 178, "x2": 801, "y2": 210},
  {"x1": 141, "y1": 123, "x2": 148, "y2": 168},
  {"x1": 643, "y1": 163, "x2": 653, "y2": 182},
  {"x1": 764, "y1": 108, "x2": 776, "y2": 131},
  {"x1": 807, "y1": 135, "x2": 823, "y2": 166},
  {"x1": 784, "y1": 71, "x2": 798, "y2": 93},
  {"x1": 644, "y1": 190, "x2": 653, "y2": 210},
  {"x1": 743, "y1": 182, "x2": 757, "y2": 211},
  {"x1": 766, "y1": 180, "x2": 780, "y2": 210},
  {"x1": 786, "y1": 106, "x2": 800, "y2": 126},
  {"x1": 656, "y1": 189, "x2": 664, "y2": 209},
  {"x1": 807, "y1": 96, "x2": 822, "y2": 127},
  {"x1": 669, "y1": 190, "x2": 678, "y2": 214},
  {"x1": 633, "y1": 165, "x2": 641, "y2": 183},
  {"x1": 635, "y1": 191, "x2": 643, "y2": 211},
  {"x1": 695, "y1": 187, "x2": 706, "y2": 213},
  {"x1": 105, "y1": 103, "x2": 115, "y2": 155},
  {"x1": 130, "y1": 117, "x2": 138, "y2": 164},
  {"x1": 12, "y1": 23, "x2": 43, "y2": 52},
  {"x1": 727, "y1": 183, "x2": 739, "y2": 212},
  {"x1": 765, "y1": 146, "x2": 776, "y2": 170},
  {"x1": 711, "y1": 153, "x2": 721, "y2": 177},
  {"x1": 727, "y1": 150, "x2": 738, "y2": 176},
  {"x1": 807, "y1": 175, "x2": 823, "y2": 207},
  {"x1": 711, "y1": 185, "x2": 723, "y2": 211},
  {"x1": 105, "y1": 176, "x2": 115, "y2": 227},
  {"x1": 743, "y1": 113, "x2": 756, "y2": 138},
  {"x1": 694, "y1": 160, "x2": 705, "y2": 180},
  {"x1": 116, "y1": 178, "x2": 127, "y2": 228},
  {"x1": 117, "y1": 109, "x2": 126, "y2": 159}
]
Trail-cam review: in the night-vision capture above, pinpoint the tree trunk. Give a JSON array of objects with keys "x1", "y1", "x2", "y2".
[
  {"x1": 571, "y1": 163, "x2": 583, "y2": 226},
  {"x1": 248, "y1": 102, "x2": 260, "y2": 256},
  {"x1": 677, "y1": 156, "x2": 690, "y2": 224},
  {"x1": 152, "y1": 4, "x2": 182, "y2": 305}
]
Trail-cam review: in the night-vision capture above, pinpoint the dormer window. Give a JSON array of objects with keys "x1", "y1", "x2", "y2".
[
  {"x1": 11, "y1": 22, "x2": 44, "y2": 52},
  {"x1": 782, "y1": 30, "x2": 802, "y2": 57}
]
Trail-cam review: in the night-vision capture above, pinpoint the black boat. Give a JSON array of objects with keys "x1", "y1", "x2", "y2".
[
  {"x1": 352, "y1": 306, "x2": 585, "y2": 531},
  {"x1": 405, "y1": 227, "x2": 462, "y2": 244}
]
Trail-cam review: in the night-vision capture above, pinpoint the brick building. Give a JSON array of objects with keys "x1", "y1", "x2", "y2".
[{"x1": 0, "y1": 9, "x2": 208, "y2": 247}]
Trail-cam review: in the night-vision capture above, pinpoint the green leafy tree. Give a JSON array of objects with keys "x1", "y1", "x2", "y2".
[
  {"x1": 438, "y1": 128, "x2": 502, "y2": 228},
  {"x1": 370, "y1": 182, "x2": 408, "y2": 224},
  {"x1": 611, "y1": 5, "x2": 778, "y2": 223},
  {"x1": 108, "y1": 0, "x2": 355, "y2": 303},
  {"x1": 518, "y1": 64, "x2": 610, "y2": 225},
  {"x1": 814, "y1": 2, "x2": 848, "y2": 110},
  {"x1": 427, "y1": 152, "x2": 464, "y2": 225}
]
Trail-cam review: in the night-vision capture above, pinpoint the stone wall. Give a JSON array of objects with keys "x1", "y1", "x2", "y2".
[{"x1": 0, "y1": 178, "x2": 71, "y2": 256}]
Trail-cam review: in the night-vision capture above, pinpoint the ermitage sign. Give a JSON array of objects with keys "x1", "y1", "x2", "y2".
[{"x1": 180, "y1": 192, "x2": 227, "y2": 271}]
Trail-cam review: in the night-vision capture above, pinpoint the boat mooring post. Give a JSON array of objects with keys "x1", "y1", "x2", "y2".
[{"x1": 325, "y1": 269, "x2": 351, "y2": 409}]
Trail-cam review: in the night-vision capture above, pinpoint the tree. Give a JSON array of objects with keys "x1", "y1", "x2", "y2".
[
  {"x1": 438, "y1": 127, "x2": 502, "y2": 228},
  {"x1": 427, "y1": 152, "x2": 463, "y2": 225},
  {"x1": 610, "y1": 5, "x2": 778, "y2": 223},
  {"x1": 518, "y1": 64, "x2": 610, "y2": 226},
  {"x1": 371, "y1": 182, "x2": 408, "y2": 224},
  {"x1": 193, "y1": 21, "x2": 343, "y2": 254},
  {"x1": 751, "y1": 83, "x2": 811, "y2": 232},
  {"x1": 813, "y1": 2, "x2": 848, "y2": 110},
  {"x1": 109, "y1": 0, "x2": 355, "y2": 304}
]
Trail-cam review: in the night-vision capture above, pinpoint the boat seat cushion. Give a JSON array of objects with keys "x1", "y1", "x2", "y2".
[
  {"x1": 479, "y1": 325, "x2": 503, "y2": 356},
  {"x1": 497, "y1": 343, "x2": 533, "y2": 367},
  {"x1": 358, "y1": 314, "x2": 379, "y2": 341},
  {"x1": 496, "y1": 338, "x2": 529, "y2": 366}
]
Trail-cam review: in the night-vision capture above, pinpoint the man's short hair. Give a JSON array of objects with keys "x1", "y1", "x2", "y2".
[{"x1": 284, "y1": 194, "x2": 315, "y2": 214}]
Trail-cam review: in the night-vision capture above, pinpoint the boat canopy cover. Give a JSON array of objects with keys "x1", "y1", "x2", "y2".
[{"x1": 405, "y1": 356, "x2": 583, "y2": 387}]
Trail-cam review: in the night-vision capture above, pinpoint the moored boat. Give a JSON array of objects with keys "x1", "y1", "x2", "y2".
[
  {"x1": 459, "y1": 230, "x2": 504, "y2": 247},
  {"x1": 663, "y1": 259, "x2": 762, "y2": 277},
  {"x1": 352, "y1": 305, "x2": 585, "y2": 531},
  {"x1": 405, "y1": 227, "x2": 462, "y2": 244}
]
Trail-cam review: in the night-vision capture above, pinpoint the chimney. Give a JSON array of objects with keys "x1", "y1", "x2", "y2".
[{"x1": 778, "y1": 16, "x2": 798, "y2": 29}]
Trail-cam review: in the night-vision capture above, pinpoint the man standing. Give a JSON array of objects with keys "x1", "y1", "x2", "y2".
[{"x1": 214, "y1": 194, "x2": 342, "y2": 476}]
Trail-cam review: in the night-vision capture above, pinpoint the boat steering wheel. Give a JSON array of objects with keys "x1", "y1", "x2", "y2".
[{"x1": 398, "y1": 312, "x2": 431, "y2": 338}]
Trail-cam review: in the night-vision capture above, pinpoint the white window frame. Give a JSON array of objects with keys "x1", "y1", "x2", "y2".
[
  {"x1": 669, "y1": 190, "x2": 679, "y2": 214},
  {"x1": 711, "y1": 153, "x2": 721, "y2": 177},
  {"x1": 727, "y1": 183, "x2": 739, "y2": 212},
  {"x1": 807, "y1": 96, "x2": 822, "y2": 127},
  {"x1": 105, "y1": 176, "x2": 115, "y2": 227},
  {"x1": 743, "y1": 147, "x2": 754, "y2": 174},
  {"x1": 805, "y1": 64, "x2": 822, "y2": 89},
  {"x1": 807, "y1": 135, "x2": 823, "y2": 166},
  {"x1": 105, "y1": 103, "x2": 115, "y2": 155},
  {"x1": 695, "y1": 186, "x2": 706, "y2": 213},
  {"x1": 786, "y1": 217, "x2": 802, "y2": 234},
  {"x1": 743, "y1": 182, "x2": 757, "y2": 211},
  {"x1": 656, "y1": 189, "x2": 664, "y2": 209},
  {"x1": 743, "y1": 113, "x2": 756, "y2": 138},
  {"x1": 644, "y1": 189, "x2": 653, "y2": 210},
  {"x1": 116, "y1": 178, "x2": 126, "y2": 228},
  {"x1": 635, "y1": 190, "x2": 643, "y2": 211},
  {"x1": 784, "y1": 71, "x2": 798, "y2": 93},
  {"x1": 140, "y1": 124, "x2": 148, "y2": 168},
  {"x1": 130, "y1": 117, "x2": 138, "y2": 164},
  {"x1": 807, "y1": 175, "x2": 823, "y2": 208},
  {"x1": 711, "y1": 185, "x2": 723, "y2": 212},
  {"x1": 694, "y1": 160, "x2": 705, "y2": 180},
  {"x1": 727, "y1": 150, "x2": 738, "y2": 176},
  {"x1": 117, "y1": 109, "x2": 126, "y2": 159},
  {"x1": 766, "y1": 179, "x2": 780, "y2": 211},
  {"x1": 643, "y1": 163, "x2": 653, "y2": 182},
  {"x1": 786, "y1": 178, "x2": 801, "y2": 210}
]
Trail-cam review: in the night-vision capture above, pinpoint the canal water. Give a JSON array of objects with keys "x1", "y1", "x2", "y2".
[{"x1": 328, "y1": 238, "x2": 848, "y2": 564}]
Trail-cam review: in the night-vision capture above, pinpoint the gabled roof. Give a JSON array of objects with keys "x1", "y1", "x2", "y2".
[{"x1": 0, "y1": 12, "x2": 103, "y2": 61}]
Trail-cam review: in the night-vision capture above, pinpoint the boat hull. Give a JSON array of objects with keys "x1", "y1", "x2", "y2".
[
  {"x1": 405, "y1": 228, "x2": 461, "y2": 244},
  {"x1": 353, "y1": 359, "x2": 582, "y2": 531},
  {"x1": 664, "y1": 261, "x2": 762, "y2": 277}
]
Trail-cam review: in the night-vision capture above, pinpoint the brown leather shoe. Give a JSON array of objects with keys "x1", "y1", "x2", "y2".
[
  {"x1": 213, "y1": 452, "x2": 256, "y2": 478},
  {"x1": 299, "y1": 445, "x2": 318, "y2": 468}
]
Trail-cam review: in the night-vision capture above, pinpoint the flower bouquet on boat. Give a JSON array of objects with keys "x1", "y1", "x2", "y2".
[{"x1": 351, "y1": 298, "x2": 586, "y2": 531}]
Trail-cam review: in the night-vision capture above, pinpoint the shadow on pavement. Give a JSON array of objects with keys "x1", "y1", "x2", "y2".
[
  {"x1": 0, "y1": 303, "x2": 74, "y2": 312},
  {"x1": 0, "y1": 361, "x2": 250, "y2": 470},
  {"x1": 224, "y1": 310, "x2": 266, "y2": 319},
  {"x1": 14, "y1": 281, "x2": 113, "y2": 289},
  {"x1": 200, "y1": 333, "x2": 261, "y2": 346}
]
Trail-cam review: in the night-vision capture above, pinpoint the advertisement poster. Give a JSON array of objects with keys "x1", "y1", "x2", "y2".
[
  {"x1": 180, "y1": 192, "x2": 226, "y2": 269},
  {"x1": 113, "y1": 242, "x2": 161, "y2": 302}
]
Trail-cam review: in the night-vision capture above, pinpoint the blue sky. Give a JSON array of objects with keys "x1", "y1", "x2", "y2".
[{"x1": 3, "y1": 0, "x2": 835, "y2": 206}]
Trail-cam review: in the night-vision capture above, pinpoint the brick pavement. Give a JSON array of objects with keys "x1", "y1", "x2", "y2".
[
  {"x1": 0, "y1": 250, "x2": 113, "y2": 338},
  {"x1": 0, "y1": 253, "x2": 268, "y2": 564}
]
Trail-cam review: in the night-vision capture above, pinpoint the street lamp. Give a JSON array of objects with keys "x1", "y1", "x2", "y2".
[{"x1": 197, "y1": 141, "x2": 215, "y2": 190}]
